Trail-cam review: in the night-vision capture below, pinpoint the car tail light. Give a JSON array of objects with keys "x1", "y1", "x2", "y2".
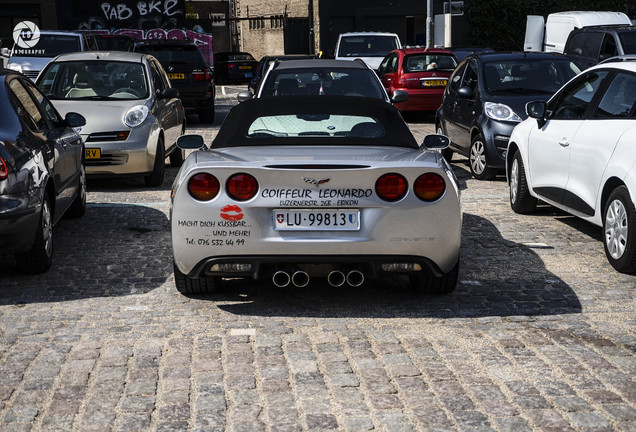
[
  {"x1": 414, "y1": 173, "x2": 445, "y2": 202},
  {"x1": 193, "y1": 68, "x2": 213, "y2": 81},
  {"x1": 376, "y1": 173, "x2": 408, "y2": 202},
  {"x1": 226, "y1": 173, "x2": 258, "y2": 201},
  {"x1": 188, "y1": 173, "x2": 220, "y2": 201},
  {"x1": 395, "y1": 71, "x2": 407, "y2": 88},
  {"x1": 228, "y1": 63, "x2": 237, "y2": 69},
  {"x1": 0, "y1": 157, "x2": 7, "y2": 180}
]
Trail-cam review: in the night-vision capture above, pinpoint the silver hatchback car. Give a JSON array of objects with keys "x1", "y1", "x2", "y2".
[{"x1": 37, "y1": 51, "x2": 185, "y2": 186}]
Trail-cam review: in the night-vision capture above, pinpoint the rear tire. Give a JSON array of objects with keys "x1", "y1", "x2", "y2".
[
  {"x1": 436, "y1": 124, "x2": 453, "y2": 162},
  {"x1": 16, "y1": 194, "x2": 53, "y2": 274},
  {"x1": 410, "y1": 258, "x2": 459, "y2": 294},
  {"x1": 603, "y1": 186, "x2": 636, "y2": 273},
  {"x1": 144, "y1": 136, "x2": 165, "y2": 187},
  {"x1": 173, "y1": 262, "x2": 220, "y2": 294},
  {"x1": 509, "y1": 150, "x2": 537, "y2": 214},
  {"x1": 198, "y1": 108, "x2": 215, "y2": 124},
  {"x1": 469, "y1": 134, "x2": 496, "y2": 180}
]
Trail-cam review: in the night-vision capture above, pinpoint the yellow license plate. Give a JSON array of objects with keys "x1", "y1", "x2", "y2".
[
  {"x1": 85, "y1": 148, "x2": 101, "y2": 159},
  {"x1": 239, "y1": 66, "x2": 251, "y2": 69},
  {"x1": 423, "y1": 79, "x2": 447, "y2": 87},
  {"x1": 168, "y1": 73, "x2": 185, "y2": 79}
]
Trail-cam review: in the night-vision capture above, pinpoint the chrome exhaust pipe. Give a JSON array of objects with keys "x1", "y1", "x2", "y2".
[
  {"x1": 327, "y1": 270, "x2": 346, "y2": 287},
  {"x1": 272, "y1": 270, "x2": 291, "y2": 288},
  {"x1": 346, "y1": 270, "x2": 365, "y2": 287},
  {"x1": 291, "y1": 270, "x2": 310, "y2": 287}
]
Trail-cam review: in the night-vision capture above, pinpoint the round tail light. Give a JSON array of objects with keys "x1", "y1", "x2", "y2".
[
  {"x1": 414, "y1": 173, "x2": 446, "y2": 202},
  {"x1": 375, "y1": 173, "x2": 408, "y2": 202},
  {"x1": 227, "y1": 173, "x2": 258, "y2": 201},
  {"x1": 0, "y1": 157, "x2": 7, "y2": 181},
  {"x1": 188, "y1": 173, "x2": 220, "y2": 201}
]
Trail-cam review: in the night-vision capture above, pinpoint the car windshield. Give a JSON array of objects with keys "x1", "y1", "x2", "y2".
[
  {"x1": 338, "y1": 35, "x2": 400, "y2": 57},
  {"x1": 247, "y1": 114, "x2": 384, "y2": 138},
  {"x1": 483, "y1": 59, "x2": 580, "y2": 95},
  {"x1": 261, "y1": 68, "x2": 385, "y2": 99},
  {"x1": 618, "y1": 31, "x2": 636, "y2": 54},
  {"x1": 37, "y1": 60, "x2": 149, "y2": 100},
  {"x1": 11, "y1": 34, "x2": 80, "y2": 58},
  {"x1": 404, "y1": 54, "x2": 458, "y2": 72},
  {"x1": 226, "y1": 53, "x2": 255, "y2": 61},
  {"x1": 136, "y1": 44, "x2": 204, "y2": 64}
]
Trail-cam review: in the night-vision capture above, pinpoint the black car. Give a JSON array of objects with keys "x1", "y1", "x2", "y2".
[
  {"x1": 0, "y1": 70, "x2": 86, "y2": 273},
  {"x1": 248, "y1": 54, "x2": 317, "y2": 93},
  {"x1": 135, "y1": 39, "x2": 215, "y2": 123},
  {"x1": 213, "y1": 51, "x2": 258, "y2": 84},
  {"x1": 564, "y1": 25, "x2": 636, "y2": 70},
  {"x1": 435, "y1": 52, "x2": 580, "y2": 180}
]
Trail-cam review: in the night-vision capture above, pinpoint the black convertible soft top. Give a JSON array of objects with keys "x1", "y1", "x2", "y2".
[{"x1": 211, "y1": 95, "x2": 420, "y2": 149}]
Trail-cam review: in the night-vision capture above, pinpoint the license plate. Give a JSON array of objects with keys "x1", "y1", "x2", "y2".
[
  {"x1": 273, "y1": 209, "x2": 360, "y2": 231},
  {"x1": 85, "y1": 148, "x2": 101, "y2": 159},
  {"x1": 239, "y1": 66, "x2": 251, "y2": 70},
  {"x1": 423, "y1": 79, "x2": 447, "y2": 87},
  {"x1": 168, "y1": 73, "x2": 185, "y2": 79}
]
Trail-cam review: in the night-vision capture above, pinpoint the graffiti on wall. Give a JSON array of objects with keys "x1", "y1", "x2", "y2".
[{"x1": 57, "y1": 0, "x2": 186, "y2": 32}]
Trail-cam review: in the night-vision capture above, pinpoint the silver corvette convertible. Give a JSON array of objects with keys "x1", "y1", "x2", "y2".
[{"x1": 171, "y1": 96, "x2": 462, "y2": 294}]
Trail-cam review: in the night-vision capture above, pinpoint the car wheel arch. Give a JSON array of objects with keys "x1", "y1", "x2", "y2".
[
  {"x1": 506, "y1": 142, "x2": 521, "y2": 179},
  {"x1": 602, "y1": 177, "x2": 628, "y2": 217}
]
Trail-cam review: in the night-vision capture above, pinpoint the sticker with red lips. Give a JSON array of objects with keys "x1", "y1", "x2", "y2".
[{"x1": 220, "y1": 205, "x2": 244, "y2": 221}]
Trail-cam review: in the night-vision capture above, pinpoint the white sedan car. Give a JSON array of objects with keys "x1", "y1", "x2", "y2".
[
  {"x1": 171, "y1": 96, "x2": 462, "y2": 295},
  {"x1": 507, "y1": 61, "x2": 636, "y2": 273}
]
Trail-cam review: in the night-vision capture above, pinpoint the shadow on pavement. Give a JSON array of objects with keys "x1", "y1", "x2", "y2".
[
  {"x1": 0, "y1": 203, "x2": 171, "y2": 303},
  {"x1": 207, "y1": 213, "x2": 582, "y2": 318}
]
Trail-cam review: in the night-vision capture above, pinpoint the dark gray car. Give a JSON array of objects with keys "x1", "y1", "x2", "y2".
[
  {"x1": 435, "y1": 52, "x2": 580, "y2": 180},
  {"x1": 0, "y1": 70, "x2": 86, "y2": 273}
]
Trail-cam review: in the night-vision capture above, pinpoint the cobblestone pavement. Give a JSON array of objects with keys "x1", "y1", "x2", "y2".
[{"x1": 0, "y1": 85, "x2": 634, "y2": 432}]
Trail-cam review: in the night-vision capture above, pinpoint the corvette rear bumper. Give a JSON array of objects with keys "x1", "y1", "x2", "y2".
[{"x1": 182, "y1": 254, "x2": 452, "y2": 280}]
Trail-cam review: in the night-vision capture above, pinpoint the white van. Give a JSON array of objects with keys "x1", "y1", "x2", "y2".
[
  {"x1": 335, "y1": 32, "x2": 402, "y2": 70},
  {"x1": 7, "y1": 30, "x2": 97, "y2": 80},
  {"x1": 524, "y1": 11, "x2": 631, "y2": 53}
]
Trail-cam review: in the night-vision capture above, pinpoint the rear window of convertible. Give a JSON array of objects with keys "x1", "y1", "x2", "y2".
[{"x1": 247, "y1": 114, "x2": 385, "y2": 138}]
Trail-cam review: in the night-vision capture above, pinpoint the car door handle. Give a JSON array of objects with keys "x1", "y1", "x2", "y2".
[{"x1": 559, "y1": 139, "x2": 570, "y2": 147}]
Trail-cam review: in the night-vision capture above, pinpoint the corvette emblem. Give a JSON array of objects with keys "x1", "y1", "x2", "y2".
[{"x1": 302, "y1": 177, "x2": 330, "y2": 187}]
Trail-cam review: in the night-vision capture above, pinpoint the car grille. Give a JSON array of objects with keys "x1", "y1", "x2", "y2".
[
  {"x1": 86, "y1": 131, "x2": 130, "y2": 142},
  {"x1": 85, "y1": 154, "x2": 128, "y2": 166}
]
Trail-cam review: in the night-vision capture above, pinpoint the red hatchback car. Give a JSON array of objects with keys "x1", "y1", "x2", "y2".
[{"x1": 378, "y1": 47, "x2": 458, "y2": 112}]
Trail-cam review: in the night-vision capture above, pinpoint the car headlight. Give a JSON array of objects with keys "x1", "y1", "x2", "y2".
[
  {"x1": 484, "y1": 102, "x2": 522, "y2": 122},
  {"x1": 7, "y1": 63, "x2": 22, "y2": 73},
  {"x1": 124, "y1": 105, "x2": 149, "y2": 128}
]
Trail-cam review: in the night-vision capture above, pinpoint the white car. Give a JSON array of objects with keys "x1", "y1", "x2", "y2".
[
  {"x1": 335, "y1": 32, "x2": 402, "y2": 70},
  {"x1": 507, "y1": 61, "x2": 636, "y2": 273},
  {"x1": 171, "y1": 96, "x2": 462, "y2": 295}
]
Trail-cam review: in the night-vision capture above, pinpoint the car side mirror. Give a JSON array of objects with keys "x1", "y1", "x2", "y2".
[
  {"x1": 65, "y1": 112, "x2": 86, "y2": 128},
  {"x1": 177, "y1": 134, "x2": 206, "y2": 150},
  {"x1": 457, "y1": 86, "x2": 473, "y2": 99},
  {"x1": 237, "y1": 90, "x2": 254, "y2": 102},
  {"x1": 391, "y1": 89, "x2": 408, "y2": 104},
  {"x1": 159, "y1": 87, "x2": 179, "y2": 99},
  {"x1": 422, "y1": 134, "x2": 450, "y2": 149},
  {"x1": 526, "y1": 101, "x2": 548, "y2": 128}
]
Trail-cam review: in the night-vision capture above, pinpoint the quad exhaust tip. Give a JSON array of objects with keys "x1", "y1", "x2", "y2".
[
  {"x1": 346, "y1": 270, "x2": 365, "y2": 287},
  {"x1": 327, "y1": 270, "x2": 346, "y2": 287},
  {"x1": 272, "y1": 270, "x2": 291, "y2": 288},
  {"x1": 292, "y1": 270, "x2": 310, "y2": 287}
]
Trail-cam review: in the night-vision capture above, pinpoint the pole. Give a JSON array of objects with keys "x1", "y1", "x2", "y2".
[
  {"x1": 308, "y1": 0, "x2": 315, "y2": 54},
  {"x1": 426, "y1": 0, "x2": 433, "y2": 48}
]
